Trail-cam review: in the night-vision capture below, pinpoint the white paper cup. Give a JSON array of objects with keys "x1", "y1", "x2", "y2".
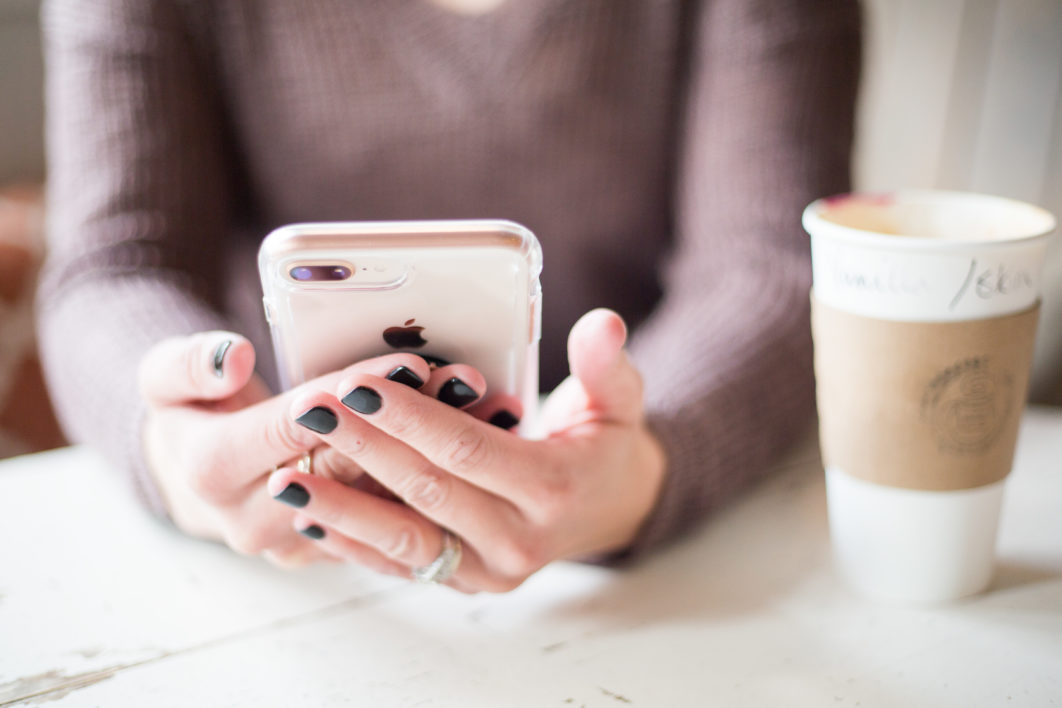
[{"x1": 804, "y1": 190, "x2": 1055, "y2": 604}]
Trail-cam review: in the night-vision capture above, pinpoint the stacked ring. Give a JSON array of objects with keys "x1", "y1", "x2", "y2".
[{"x1": 412, "y1": 530, "x2": 463, "y2": 584}]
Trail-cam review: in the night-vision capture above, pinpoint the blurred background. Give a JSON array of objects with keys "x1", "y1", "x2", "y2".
[{"x1": 1, "y1": 0, "x2": 1060, "y2": 458}]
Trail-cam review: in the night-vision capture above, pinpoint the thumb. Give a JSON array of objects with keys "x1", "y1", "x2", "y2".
[
  {"x1": 138, "y1": 331, "x2": 257, "y2": 406},
  {"x1": 567, "y1": 308, "x2": 644, "y2": 424}
]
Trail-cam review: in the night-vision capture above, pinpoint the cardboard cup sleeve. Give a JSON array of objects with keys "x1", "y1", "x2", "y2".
[{"x1": 811, "y1": 295, "x2": 1040, "y2": 491}]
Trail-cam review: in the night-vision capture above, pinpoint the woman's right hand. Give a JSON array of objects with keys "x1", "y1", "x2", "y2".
[{"x1": 136, "y1": 330, "x2": 433, "y2": 568}]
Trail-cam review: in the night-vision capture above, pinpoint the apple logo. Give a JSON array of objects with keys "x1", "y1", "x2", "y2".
[{"x1": 383, "y1": 318, "x2": 427, "y2": 349}]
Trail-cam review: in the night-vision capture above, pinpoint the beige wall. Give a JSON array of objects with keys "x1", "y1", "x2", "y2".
[
  {"x1": 857, "y1": 0, "x2": 1062, "y2": 399},
  {"x1": 0, "y1": 0, "x2": 44, "y2": 184}
]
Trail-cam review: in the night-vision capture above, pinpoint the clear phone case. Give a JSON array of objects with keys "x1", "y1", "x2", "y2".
[{"x1": 258, "y1": 220, "x2": 542, "y2": 426}]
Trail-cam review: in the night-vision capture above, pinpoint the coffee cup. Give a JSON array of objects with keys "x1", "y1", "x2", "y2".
[{"x1": 804, "y1": 190, "x2": 1055, "y2": 603}]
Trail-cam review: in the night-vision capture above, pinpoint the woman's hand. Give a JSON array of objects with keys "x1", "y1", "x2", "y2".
[
  {"x1": 268, "y1": 309, "x2": 667, "y2": 591},
  {"x1": 137, "y1": 331, "x2": 440, "y2": 567}
]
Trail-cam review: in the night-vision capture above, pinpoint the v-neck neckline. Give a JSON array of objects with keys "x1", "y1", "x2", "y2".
[
  {"x1": 422, "y1": 0, "x2": 512, "y2": 17},
  {"x1": 364, "y1": 0, "x2": 558, "y2": 111}
]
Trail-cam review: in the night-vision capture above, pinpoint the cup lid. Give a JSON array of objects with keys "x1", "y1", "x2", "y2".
[{"x1": 803, "y1": 190, "x2": 1056, "y2": 251}]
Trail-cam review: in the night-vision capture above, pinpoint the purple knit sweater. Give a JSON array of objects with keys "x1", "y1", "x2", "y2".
[{"x1": 38, "y1": 0, "x2": 860, "y2": 557}]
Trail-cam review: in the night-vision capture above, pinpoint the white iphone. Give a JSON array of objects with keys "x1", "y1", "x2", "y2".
[{"x1": 257, "y1": 220, "x2": 543, "y2": 429}]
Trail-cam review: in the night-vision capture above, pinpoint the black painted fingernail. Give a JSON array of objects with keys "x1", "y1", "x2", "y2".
[
  {"x1": 489, "y1": 410, "x2": 520, "y2": 430},
  {"x1": 438, "y1": 377, "x2": 479, "y2": 407},
  {"x1": 299, "y1": 524, "x2": 325, "y2": 540},
  {"x1": 273, "y1": 483, "x2": 310, "y2": 508},
  {"x1": 295, "y1": 406, "x2": 338, "y2": 434},
  {"x1": 386, "y1": 366, "x2": 424, "y2": 389},
  {"x1": 341, "y1": 386, "x2": 382, "y2": 414},
  {"x1": 213, "y1": 340, "x2": 232, "y2": 378}
]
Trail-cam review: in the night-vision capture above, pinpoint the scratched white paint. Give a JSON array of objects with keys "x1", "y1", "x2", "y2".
[
  {"x1": 0, "y1": 446, "x2": 402, "y2": 703},
  {"x1": 2, "y1": 412, "x2": 1061, "y2": 707}
]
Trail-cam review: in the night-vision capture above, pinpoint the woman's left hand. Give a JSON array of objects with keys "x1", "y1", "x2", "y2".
[{"x1": 267, "y1": 309, "x2": 667, "y2": 592}]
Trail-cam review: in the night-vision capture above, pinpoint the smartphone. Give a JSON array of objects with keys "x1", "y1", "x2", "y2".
[{"x1": 258, "y1": 220, "x2": 543, "y2": 430}]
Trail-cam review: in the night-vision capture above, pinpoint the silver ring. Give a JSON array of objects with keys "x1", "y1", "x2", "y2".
[
  {"x1": 273, "y1": 451, "x2": 313, "y2": 475},
  {"x1": 412, "y1": 531, "x2": 462, "y2": 584}
]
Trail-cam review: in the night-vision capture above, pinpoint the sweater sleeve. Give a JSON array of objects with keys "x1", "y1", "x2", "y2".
[
  {"x1": 623, "y1": 0, "x2": 861, "y2": 556},
  {"x1": 38, "y1": 0, "x2": 232, "y2": 516}
]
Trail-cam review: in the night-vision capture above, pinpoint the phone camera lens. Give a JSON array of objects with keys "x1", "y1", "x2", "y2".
[{"x1": 290, "y1": 265, "x2": 352, "y2": 282}]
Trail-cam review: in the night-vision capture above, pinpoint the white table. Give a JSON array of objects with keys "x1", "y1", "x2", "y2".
[{"x1": 1, "y1": 409, "x2": 1060, "y2": 707}]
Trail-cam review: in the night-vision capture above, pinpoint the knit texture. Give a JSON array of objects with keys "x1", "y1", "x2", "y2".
[{"x1": 39, "y1": 0, "x2": 860, "y2": 556}]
